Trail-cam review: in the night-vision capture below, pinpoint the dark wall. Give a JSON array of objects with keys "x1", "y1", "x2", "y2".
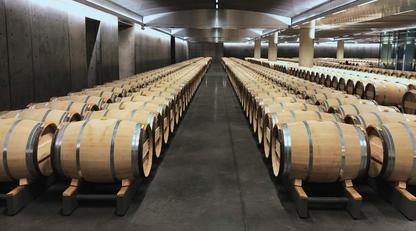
[
  {"x1": 223, "y1": 42, "x2": 380, "y2": 59},
  {"x1": 0, "y1": 0, "x2": 185, "y2": 110},
  {"x1": 119, "y1": 26, "x2": 136, "y2": 79},
  {"x1": 189, "y1": 42, "x2": 224, "y2": 61},
  {"x1": 135, "y1": 28, "x2": 171, "y2": 73},
  {"x1": 175, "y1": 38, "x2": 189, "y2": 63},
  {"x1": 0, "y1": 0, "x2": 119, "y2": 109}
]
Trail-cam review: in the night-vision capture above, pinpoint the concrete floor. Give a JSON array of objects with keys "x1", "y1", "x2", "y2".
[{"x1": 1, "y1": 61, "x2": 416, "y2": 230}]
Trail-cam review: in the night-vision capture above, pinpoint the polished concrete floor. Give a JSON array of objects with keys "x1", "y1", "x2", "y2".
[{"x1": 1, "y1": 61, "x2": 416, "y2": 230}]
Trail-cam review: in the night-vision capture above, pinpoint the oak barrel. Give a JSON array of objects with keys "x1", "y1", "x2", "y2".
[
  {"x1": 402, "y1": 90, "x2": 416, "y2": 114},
  {"x1": 275, "y1": 121, "x2": 368, "y2": 182},
  {"x1": 54, "y1": 119, "x2": 153, "y2": 182},
  {"x1": 86, "y1": 109, "x2": 163, "y2": 158},
  {"x1": 28, "y1": 101, "x2": 99, "y2": 117},
  {"x1": 104, "y1": 101, "x2": 171, "y2": 142},
  {"x1": 3, "y1": 109, "x2": 81, "y2": 126},
  {"x1": 263, "y1": 110, "x2": 340, "y2": 161},
  {"x1": 345, "y1": 112, "x2": 416, "y2": 129},
  {"x1": 329, "y1": 103, "x2": 400, "y2": 117},
  {"x1": 0, "y1": 119, "x2": 57, "y2": 182},
  {"x1": 365, "y1": 82, "x2": 408, "y2": 106},
  {"x1": 258, "y1": 102, "x2": 323, "y2": 143},
  {"x1": 366, "y1": 122, "x2": 416, "y2": 184}
]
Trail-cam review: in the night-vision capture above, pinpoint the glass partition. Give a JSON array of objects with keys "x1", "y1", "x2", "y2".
[{"x1": 379, "y1": 29, "x2": 416, "y2": 71}]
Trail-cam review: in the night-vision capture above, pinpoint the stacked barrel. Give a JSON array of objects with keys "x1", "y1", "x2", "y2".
[
  {"x1": 0, "y1": 57, "x2": 211, "y2": 193},
  {"x1": 225, "y1": 57, "x2": 416, "y2": 199}
]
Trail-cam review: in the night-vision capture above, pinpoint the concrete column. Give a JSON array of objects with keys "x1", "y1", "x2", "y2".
[
  {"x1": 254, "y1": 38, "x2": 261, "y2": 58},
  {"x1": 299, "y1": 21, "x2": 315, "y2": 67},
  {"x1": 268, "y1": 34, "x2": 277, "y2": 61},
  {"x1": 336, "y1": 40, "x2": 345, "y2": 60}
]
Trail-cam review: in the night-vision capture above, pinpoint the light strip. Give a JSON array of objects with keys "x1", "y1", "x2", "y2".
[
  {"x1": 358, "y1": 0, "x2": 378, "y2": 7},
  {"x1": 332, "y1": 9, "x2": 346, "y2": 15},
  {"x1": 393, "y1": 9, "x2": 415, "y2": 16}
]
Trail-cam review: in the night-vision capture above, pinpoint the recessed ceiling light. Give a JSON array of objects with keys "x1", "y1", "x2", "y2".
[{"x1": 215, "y1": 4, "x2": 218, "y2": 9}]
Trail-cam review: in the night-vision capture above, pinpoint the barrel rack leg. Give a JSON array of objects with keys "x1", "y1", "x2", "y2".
[
  {"x1": 291, "y1": 179, "x2": 309, "y2": 218},
  {"x1": 1, "y1": 177, "x2": 54, "y2": 215},
  {"x1": 344, "y1": 180, "x2": 363, "y2": 219},
  {"x1": 285, "y1": 178, "x2": 363, "y2": 219},
  {"x1": 62, "y1": 178, "x2": 140, "y2": 216},
  {"x1": 62, "y1": 179, "x2": 81, "y2": 216},
  {"x1": 369, "y1": 179, "x2": 416, "y2": 220},
  {"x1": 116, "y1": 179, "x2": 139, "y2": 216}
]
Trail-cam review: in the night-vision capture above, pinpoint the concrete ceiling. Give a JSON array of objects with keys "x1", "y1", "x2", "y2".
[
  {"x1": 97, "y1": 0, "x2": 416, "y2": 43},
  {"x1": 109, "y1": 0, "x2": 330, "y2": 17}
]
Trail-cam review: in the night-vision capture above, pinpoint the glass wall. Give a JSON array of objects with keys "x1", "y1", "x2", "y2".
[{"x1": 379, "y1": 29, "x2": 416, "y2": 71}]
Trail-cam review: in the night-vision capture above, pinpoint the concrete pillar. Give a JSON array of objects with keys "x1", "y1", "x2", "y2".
[
  {"x1": 268, "y1": 34, "x2": 277, "y2": 61},
  {"x1": 254, "y1": 38, "x2": 261, "y2": 58},
  {"x1": 336, "y1": 40, "x2": 345, "y2": 60},
  {"x1": 299, "y1": 21, "x2": 315, "y2": 67}
]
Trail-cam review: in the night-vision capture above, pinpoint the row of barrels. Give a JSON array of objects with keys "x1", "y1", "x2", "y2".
[
  {"x1": 0, "y1": 58, "x2": 211, "y2": 187},
  {"x1": 246, "y1": 58, "x2": 416, "y2": 114},
  {"x1": 224, "y1": 57, "x2": 416, "y2": 189},
  {"x1": 316, "y1": 59, "x2": 416, "y2": 79}
]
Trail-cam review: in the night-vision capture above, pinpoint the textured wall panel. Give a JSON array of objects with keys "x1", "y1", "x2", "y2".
[
  {"x1": 5, "y1": 0, "x2": 34, "y2": 109},
  {"x1": 68, "y1": 13, "x2": 87, "y2": 92},
  {"x1": 0, "y1": 0, "x2": 10, "y2": 110},
  {"x1": 31, "y1": 2, "x2": 71, "y2": 101},
  {"x1": 135, "y1": 28, "x2": 171, "y2": 73},
  {"x1": 119, "y1": 26, "x2": 135, "y2": 79}
]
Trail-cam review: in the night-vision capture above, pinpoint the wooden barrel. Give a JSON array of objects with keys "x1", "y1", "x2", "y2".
[
  {"x1": 308, "y1": 91, "x2": 355, "y2": 105},
  {"x1": 4, "y1": 108, "x2": 80, "y2": 126},
  {"x1": 346, "y1": 79, "x2": 356, "y2": 95},
  {"x1": 86, "y1": 109, "x2": 163, "y2": 158},
  {"x1": 28, "y1": 101, "x2": 99, "y2": 117},
  {"x1": 52, "y1": 95, "x2": 107, "y2": 108},
  {"x1": 329, "y1": 103, "x2": 400, "y2": 117},
  {"x1": 89, "y1": 87, "x2": 127, "y2": 97},
  {"x1": 365, "y1": 82, "x2": 408, "y2": 106},
  {"x1": 261, "y1": 110, "x2": 340, "y2": 161},
  {"x1": 138, "y1": 90, "x2": 179, "y2": 125},
  {"x1": 71, "y1": 90, "x2": 117, "y2": 103},
  {"x1": 402, "y1": 90, "x2": 416, "y2": 114},
  {"x1": 345, "y1": 112, "x2": 416, "y2": 129},
  {"x1": 121, "y1": 95, "x2": 175, "y2": 130},
  {"x1": 331, "y1": 77, "x2": 339, "y2": 89},
  {"x1": 253, "y1": 96, "x2": 298, "y2": 133},
  {"x1": 258, "y1": 102, "x2": 323, "y2": 143},
  {"x1": 104, "y1": 102, "x2": 171, "y2": 143},
  {"x1": 366, "y1": 122, "x2": 416, "y2": 185},
  {"x1": 354, "y1": 81, "x2": 367, "y2": 98},
  {"x1": 320, "y1": 98, "x2": 377, "y2": 112},
  {"x1": 54, "y1": 119, "x2": 153, "y2": 182},
  {"x1": 276, "y1": 121, "x2": 368, "y2": 182},
  {"x1": 0, "y1": 119, "x2": 57, "y2": 182},
  {"x1": 337, "y1": 78, "x2": 347, "y2": 92}
]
